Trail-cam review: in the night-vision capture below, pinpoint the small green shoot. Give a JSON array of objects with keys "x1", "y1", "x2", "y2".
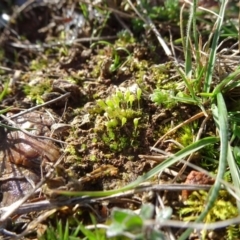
[
  {"x1": 40, "y1": 220, "x2": 80, "y2": 240},
  {"x1": 79, "y1": 3, "x2": 89, "y2": 19},
  {"x1": 78, "y1": 214, "x2": 106, "y2": 240},
  {"x1": 0, "y1": 80, "x2": 10, "y2": 102},
  {"x1": 107, "y1": 204, "x2": 170, "y2": 239},
  {"x1": 91, "y1": 41, "x2": 131, "y2": 72}
]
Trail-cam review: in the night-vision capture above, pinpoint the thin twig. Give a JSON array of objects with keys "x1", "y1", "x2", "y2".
[
  {"x1": 127, "y1": 0, "x2": 172, "y2": 56},
  {"x1": 69, "y1": 215, "x2": 240, "y2": 231},
  {"x1": 9, "y1": 92, "x2": 70, "y2": 120},
  {"x1": 9, "y1": 36, "x2": 118, "y2": 50},
  {"x1": 151, "y1": 111, "x2": 208, "y2": 149},
  {"x1": 0, "y1": 114, "x2": 66, "y2": 145},
  {"x1": 172, "y1": 114, "x2": 210, "y2": 182},
  {"x1": 0, "y1": 154, "x2": 65, "y2": 222},
  {"x1": 0, "y1": 183, "x2": 214, "y2": 217}
]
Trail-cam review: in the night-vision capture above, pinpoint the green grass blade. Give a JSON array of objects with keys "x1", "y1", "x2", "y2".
[
  {"x1": 0, "y1": 107, "x2": 12, "y2": 115},
  {"x1": 175, "y1": 66, "x2": 197, "y2": 101},
  {"x1": 53, "y1": 137, "x2": 218, "y2": 197},
  {"x1": 192, "y1": 0, "x2": 200, "y2": 67},
  {"x1": 227, "y1": 143, "x2": 240, "y2": 211},
  {"x1": 212, "y1": 66, "x2": 240, "y2": 96},
  {"x1": 180, "y1": 92, "x2": 228, "y2": 239},
  {"x1": 0, "y1": 81, "x2": 9, "y2": 103},
  {"x1": 203, "y1": 0, "x2": 228, "y2": 93},
  {"x1": 63, "y1": 220, "x2": 69, "y2": 240},
  {"x1": 185, "y1": 0, "x2": 193, "y2": 77}
]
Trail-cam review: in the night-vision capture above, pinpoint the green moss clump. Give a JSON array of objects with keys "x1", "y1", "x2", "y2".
[
  {"x1": 180, "y1": 190, "x2": 238, "y2": 221},
  {"x1": 150, "y1": 88, "x2": 177, "y2": 109},
  {"x1": 30, "y1": 58, "x2": 48, "y2": 71},
  {"x1": 65, "y1": 144, "x2": 77, "y2": 156},
  {"x1": 23, "y1": 79, "x2": 52, "y2": 104},
  {"x1": 177, "y1": 125, "x2": 194, "y2": 147},
  {"x1": 180, "y1": 190, "x2": 239, "y2": 239}
]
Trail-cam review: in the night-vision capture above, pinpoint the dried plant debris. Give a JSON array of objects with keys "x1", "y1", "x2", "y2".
[{"x1": 0, "y1": 111, "x2": 61, "y2": 207}]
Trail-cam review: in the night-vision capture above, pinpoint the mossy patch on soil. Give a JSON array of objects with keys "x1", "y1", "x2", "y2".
[{"x1": 0, "y1": 1, "x2": 240, "y2": 239}]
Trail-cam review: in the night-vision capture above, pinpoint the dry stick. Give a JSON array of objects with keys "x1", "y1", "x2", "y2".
[
  {"x1": 138, "y1": 155, "x2": 170, "y2": 162},
  {"x1": 80, "y1": 0, "x2": 134, "y2": 19},
  {"x1": 0, "y1": 184, "x2": 214, "y2": 217},
  {"x1": 83, "y1": 215, "x2": 240, "y2": 232},
  {"x1": 0, "y1": 66, "x2": 14, "y2": 72},
  {"x1": 0, "y1": 92, "x2": 70, "y2": 144},
  {"x1": 184, "y1": 0, "x2": 219, "y2": 16},
  {"x1": 9, "y1": 92, "x2": 70, "y2": 119},
  {"x1": 151, "y1": 111, "x2": 208, "y2": 150},
  {"x1": 0, "y1": 175, "x2": 26, "y2": 182},
  {"x1": 10, "y1": 36, "x2": 118, "y2": 50},
  {"x1": 127, "y1": 0, "x2": 172, "y2": 56},
  {"x1": 17, "y1": 209, "x2": 57, "y2": 239},
  {"x1": 107, "y1": 0, "x2": 133, "y2": 36},
  {"x1": 172, "y1": 114, "x2": 210, "y2": 182},
  {"x1": 2, "y1": 175, "x2": 236, "y2": 219},
  {"x1": 0, "y1": 229, "x2": 17, "y2": 238},
  {"x1": 0, "y1": 114, "x2": 66, "y2": 145}
]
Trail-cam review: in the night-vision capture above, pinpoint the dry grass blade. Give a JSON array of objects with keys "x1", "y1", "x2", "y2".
[{"x1": 151, "y1": 111, "x2": 209, "y2": 149}]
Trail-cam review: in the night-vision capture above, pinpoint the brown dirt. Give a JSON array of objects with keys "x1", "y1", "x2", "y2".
[{"x1": 0, "y1": 1, "x2": 238, "y2": 239}]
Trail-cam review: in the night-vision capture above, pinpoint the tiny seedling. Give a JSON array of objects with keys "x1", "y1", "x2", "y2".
[
  {"x1": 0, "y1": 80, "x2": 10, "y2": 102},
  {"x1": 91, "y1": 41, "x2": 131, "y2": 73},
  {"x1": 94, "y1": 85, "x2": 143, "y2": 152}
]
